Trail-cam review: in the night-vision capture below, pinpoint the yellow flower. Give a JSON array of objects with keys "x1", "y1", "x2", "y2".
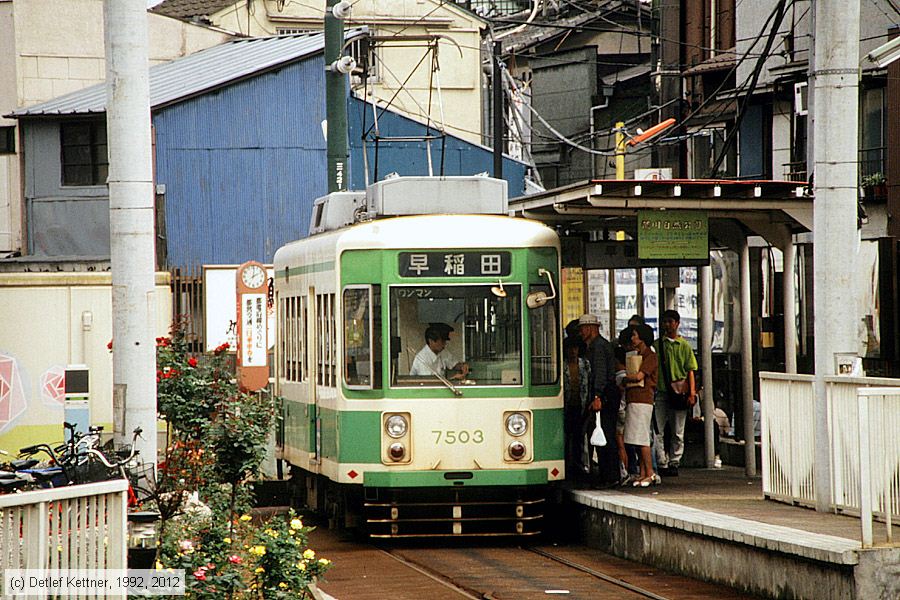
[
  {"x1": 278, "y1": 582, "x2": 288, "y2": 589},
  {"x1": 290, "y1": 518, "x2": 303, "y2": 530},
  {"x1": 255, "y1": 567, "x2": 265, "y2": 574},
  {"x1": 297, "y1": 562, "x2": 306, "y2": 571},
  {"x1": 264, "y1": 528, "x2": 278, "y2": 538},
  {"x1": 250, "y1": 545, "x2": 267, "y2": 556},
  {"x1": 240, "y1": 514, "x2": 252, "y2": 522},
  {"x1": 302, "y1": 549, "x2": 315, "y2": 559},
  {"x1": 223, "y1": 537, "x2": 232, "y2": 544},
  {"x1": 318, "y1": 558, "x2": 330, "y2": 566},
  {"x1": 155, "y1": 561, "x2": 164, "y2": 570}
]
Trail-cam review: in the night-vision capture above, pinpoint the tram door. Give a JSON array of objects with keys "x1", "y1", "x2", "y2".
[{"x1": 307, "y1": 286, "x2": 319, "y2": 466}]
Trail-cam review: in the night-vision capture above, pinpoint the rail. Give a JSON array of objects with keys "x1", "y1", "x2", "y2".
[
  {"x1": 760, "y1": 373, "x2": 900, "y2": 545},
  {"x1": 0, "y1": 480, "x2": 129, "y2": 572}
]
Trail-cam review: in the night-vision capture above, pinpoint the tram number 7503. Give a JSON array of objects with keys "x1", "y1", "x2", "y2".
[{"x1": 432, "y1": 430, "x2": 484, "y2": 445}]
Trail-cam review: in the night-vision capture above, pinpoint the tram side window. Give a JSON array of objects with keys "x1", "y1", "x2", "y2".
[
  {"x1": 279, "y1": 295, "x2": 306, "y2": 382},
  {"x1": 530, "y1": 284, "x2": 559, "y2": 385},
  {"x1": 316, "y1": 293, "x2": 336, "y2": 387},
  {"x1": 343, "y1": 286, "x2": 382, "y2": 389}
]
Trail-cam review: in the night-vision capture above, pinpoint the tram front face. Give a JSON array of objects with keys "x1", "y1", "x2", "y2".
[{"x1": 339, "y1": 245, "x2": 564, "y2": 488}]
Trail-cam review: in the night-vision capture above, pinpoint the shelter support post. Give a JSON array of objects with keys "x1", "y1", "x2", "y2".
[
  {"x1": 782, "y1": 238, "x2": 798, "y2": 374},
  {"x1": 699, "y1": 265, "x2": 716, "y2": 467},
  {"x1": 740, "y1": 239, "x2": 756, "y2": 476}
]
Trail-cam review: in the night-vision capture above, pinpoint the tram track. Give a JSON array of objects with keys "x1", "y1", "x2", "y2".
[
  {"x1": 308, "y1": 524, "x2": 756, "y2": 599},
  {"x1": 377, "y1": 544, "x2": 672, "y2": 600}
]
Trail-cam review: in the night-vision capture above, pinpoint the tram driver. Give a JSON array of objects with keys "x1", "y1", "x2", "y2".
[{"x1": 410, "y1": 324, "x2": 470, "y2": 380}]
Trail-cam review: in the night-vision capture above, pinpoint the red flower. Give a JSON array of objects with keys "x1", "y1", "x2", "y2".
[
  {"x1": 193, "y1": 569, "x2": 206, "y2": 581},
  {"x1": 188, "y1": 357, "x2": 198, "y2": 368},
  {"x1": 228, "y1": 555, "x2": 242, "y2": 564},
  {"x1": 214, "y1": 342, "x2": 230, "y2": 355},
  {"x1": 156, "y1": 337, "x2": 170, "y2": 347}
]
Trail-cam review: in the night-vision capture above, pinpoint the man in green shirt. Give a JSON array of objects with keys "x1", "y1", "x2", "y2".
[{"x1": 654, "y1": 310, "x2": 698, "y2": 476}]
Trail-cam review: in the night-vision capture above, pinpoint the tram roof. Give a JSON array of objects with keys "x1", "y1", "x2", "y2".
[
  {"x1": 276, "y1": 214, "x2": 559, "y2": 262},
  {"x1": 509, "y1": 178, "x2": 813, "y2": 243}
]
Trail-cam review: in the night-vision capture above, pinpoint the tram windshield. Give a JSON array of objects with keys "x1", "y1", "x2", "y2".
[{"x1": 390, "y1": 285, "x2": 522, "y2": 387}]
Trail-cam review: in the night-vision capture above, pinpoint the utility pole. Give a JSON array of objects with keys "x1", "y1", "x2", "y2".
[
  {"x1": 104, "y1": 0, "x2": 157, "y2": 466},
  {"x1": 493, "y1": 41, "x2": 503, "y2": 179},
  {"x1": 325, "y1": 0, "x2": 349, "y2": 192},
  {"x1": 810, "y1": 0, "x2": 860, "y2": 511}
]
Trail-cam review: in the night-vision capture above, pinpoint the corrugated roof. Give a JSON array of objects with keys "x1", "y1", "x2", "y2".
[
  {"x1": 601, "y1": 64, "x2": 650, "y2": 86},
  {"x1": 10, "y1": 30, "x2": 365, "y2": 118}
]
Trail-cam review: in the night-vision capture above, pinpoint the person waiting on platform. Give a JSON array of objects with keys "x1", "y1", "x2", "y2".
[
  {"x1": 410, "y1": 324, "x2": 469, "y2": 380},
  {"x1": 622, "y1": 323, "x2": 659, "y2": 487},
  {"x1": 654, "y1": 309, "x2": 698, "y2": 477}
]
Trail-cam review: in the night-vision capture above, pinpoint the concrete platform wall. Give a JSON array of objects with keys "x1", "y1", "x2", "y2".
[{"x1": 572, "y1": 502, "x2": 900, "y2": 600}]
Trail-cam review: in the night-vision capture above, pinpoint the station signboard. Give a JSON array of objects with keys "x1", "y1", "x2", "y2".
[{"x1": 637, "y1": 210, "x2": 709, "y2": 264}]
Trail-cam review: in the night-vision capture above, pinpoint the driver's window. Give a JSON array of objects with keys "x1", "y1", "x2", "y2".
[{"x1": 389, "y1": 285, "x2": 522, "y2": 387}]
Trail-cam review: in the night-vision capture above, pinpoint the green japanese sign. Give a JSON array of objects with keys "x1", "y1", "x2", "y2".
[{"x1": 637, "y1": 210, "x2": 708, "y2": 260}]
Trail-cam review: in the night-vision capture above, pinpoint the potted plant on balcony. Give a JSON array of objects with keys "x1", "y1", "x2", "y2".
[{"x1": 861, "y1": 172, "x2": 887, "y2": 199}]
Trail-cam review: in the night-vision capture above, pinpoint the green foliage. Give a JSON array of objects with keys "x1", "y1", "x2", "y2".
[
  {"x1": 152, "y1": 319, "x2": 330, "y2": 599},
  {"x1": 861, "y1": 172, "x2": 886, "y2": 187}
]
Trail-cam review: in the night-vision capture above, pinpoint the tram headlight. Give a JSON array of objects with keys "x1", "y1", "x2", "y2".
[
  {"x1": 388, "y1": 442, "x2": 406, "y2": 461},
  {"x1": 508, "y1": 441, "x2": 527, "y2": 460},
  {"x1": 505, "y1": 412, "x2": 528, "y2": 437},
  {"x1": 385, "y1": 414, "x2": 408, "y2": 438}
]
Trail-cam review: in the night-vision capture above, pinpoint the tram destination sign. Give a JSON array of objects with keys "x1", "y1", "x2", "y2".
[
  {"x1": 637, "y1": 210, "x2": 709, "y2": 263},
  {"x1": 399, "y1": 251, "x2": 511, "y2": 277}
]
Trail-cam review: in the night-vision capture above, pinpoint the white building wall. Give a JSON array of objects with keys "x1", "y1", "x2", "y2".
[
  {"x1": 0, "y1": 272, "x2": 171, "y2": 455},
  {"x1": 771, "y1": 98, "x2": 793, "y2": 180},
  {"x1": 0, "y1": 0, "x2": 231, "y2": 255},
  {"x1": 206, "y1": 0, "x2": 485, "y2": 144}
]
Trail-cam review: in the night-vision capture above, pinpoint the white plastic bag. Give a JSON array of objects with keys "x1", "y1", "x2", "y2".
[{"x1": 589, "y1": 412, "x2": 607, "y2": 447}]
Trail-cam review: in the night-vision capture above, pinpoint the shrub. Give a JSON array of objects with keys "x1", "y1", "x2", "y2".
[{"x1": 150, "y1": 319, "x2": 330, "y2": 599}]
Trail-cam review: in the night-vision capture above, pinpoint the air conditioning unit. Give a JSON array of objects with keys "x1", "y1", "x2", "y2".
[{"x1": 634, "y1": 168, "x2": 673, "y2": 181}]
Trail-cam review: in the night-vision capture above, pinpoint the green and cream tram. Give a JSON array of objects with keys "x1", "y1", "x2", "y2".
[{"x1": 273, "y1": 179, "x2": 563, "y2": 537}]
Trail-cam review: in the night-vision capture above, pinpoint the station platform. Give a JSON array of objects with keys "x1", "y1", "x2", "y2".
[{"x1": 567, "y1": 466, "x2": 899, "y2": 600}]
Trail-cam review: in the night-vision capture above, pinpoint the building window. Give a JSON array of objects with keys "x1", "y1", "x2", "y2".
[
  {"x1": 0, "y1": 126, "x2": 14, "y2": 154},
  {"x1": 60, "y1": 120, "x2": 108, "y2": 186},
  {"x1": 859, "y1": 86, "x2": 885, "y2": 179},
  {"x1": 275, "y1": 27, "x2": 317, "y2": 35}
]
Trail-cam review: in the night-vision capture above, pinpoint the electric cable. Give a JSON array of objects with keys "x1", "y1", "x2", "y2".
[{"x1": 709, "y1": 0, "x2": 791, "y2": 176}]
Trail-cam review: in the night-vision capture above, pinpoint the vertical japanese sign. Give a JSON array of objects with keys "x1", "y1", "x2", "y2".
[
  {"x1": 236, "y1": 261, "x2": 270, "y2": 392},
  {"x1": 637, "y1": 210, "x2": 709, "y2": 261},
  {"x1": 561, "y1": 267, "x2": 585, "y2": 327},
  {"x1": 242, "y1": 294, "x2": 267, "y2": 367}
]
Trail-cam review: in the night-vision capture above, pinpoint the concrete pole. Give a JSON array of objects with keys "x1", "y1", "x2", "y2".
[
  {"x1": 782, "y1": 238, "x2": 798, "y2": 374},
  {"x1": 811, "y1": 0, "x2": 860, "y2": 511},
  {"x1": 104, "y1": 0, "x2": 157, "y2": 466},
  {"x1": 699, "y1": 265, "x2": 716, "y2": 466},
  {"x1": 740, "y1": 239, "x2": 755, "y2": 476}
]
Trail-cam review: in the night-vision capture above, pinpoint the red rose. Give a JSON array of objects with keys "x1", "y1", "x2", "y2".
[{"x1": 188, "y1": 357, "x2": 198, "y2": 368}]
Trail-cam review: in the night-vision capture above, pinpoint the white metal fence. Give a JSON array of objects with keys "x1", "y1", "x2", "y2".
[
  {"x1": 0, "y1": 480, "x2": 129, "y2": 573},
  {"x1": 760, "y1": 372, "x2": 900, "y2": 539}
]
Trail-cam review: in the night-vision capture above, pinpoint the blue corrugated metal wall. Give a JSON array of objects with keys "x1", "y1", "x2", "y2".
[
  {"x1": 154, "y1": 56, "x2": 527, "y2": 269},
  {"x1": 348, "y1": 98, "x2": 527, "y2": 196}
]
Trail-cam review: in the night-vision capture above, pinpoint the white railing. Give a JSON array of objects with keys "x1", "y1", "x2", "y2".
[
  {"x1": 760, "y1": 373, "x2": 900, "y2": 538},
  {"x1": 857, "y1": 388, "x2": 899, "y2": 546},
  {"x1": 0, "y1": 480, "x2": 129, "y2": 572}
]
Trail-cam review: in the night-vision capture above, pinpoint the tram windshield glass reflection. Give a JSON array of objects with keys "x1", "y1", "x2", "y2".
[{"x1": 390, "y1": 285, "x2": 522, "y2": 387}]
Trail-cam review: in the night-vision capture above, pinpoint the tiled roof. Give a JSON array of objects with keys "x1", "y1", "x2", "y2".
[
  {"x1": 9, "y1": 30, "x2": 366, "y2": 117},
  {"x1": 151, "y1": 0, "x2": 235, "y2": 20}
]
